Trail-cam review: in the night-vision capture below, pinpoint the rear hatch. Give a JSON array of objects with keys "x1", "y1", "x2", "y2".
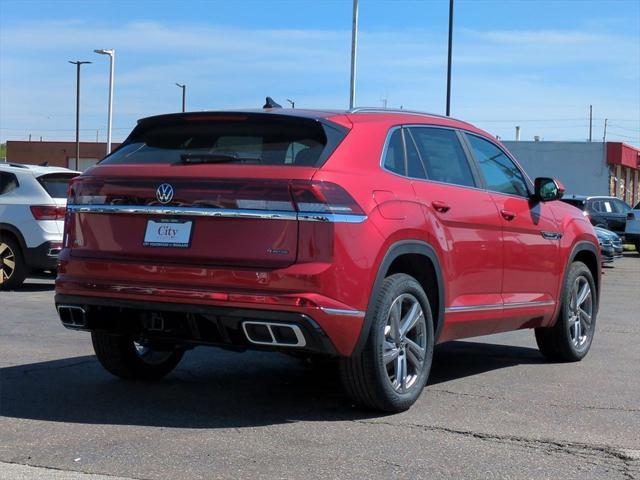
[
  {"x1": 35, "y1": 172, "x2": 79, "y2": 235},
  {"x1": 66, "y1": 112, "x2": 349, "y2": 269}
]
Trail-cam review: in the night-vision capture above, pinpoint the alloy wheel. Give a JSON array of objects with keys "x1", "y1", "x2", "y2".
[
  {"x1": 382, "y1": 293, "x2": 427, "y2": 393},
  {"x1": 568, "y1": 276, "x2": 593, "y2": 348},
  {"x1": 0, "y1": 242, "x2": 16, "y2": 285}
]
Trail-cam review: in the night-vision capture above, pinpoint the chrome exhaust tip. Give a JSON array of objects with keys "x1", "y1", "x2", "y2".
[
  {"x1": 242, "y1": 321, "x2": 306, "y2": 348},
  {"x1": 57, "y1": 305, "x2": 88, "y2": 329}
]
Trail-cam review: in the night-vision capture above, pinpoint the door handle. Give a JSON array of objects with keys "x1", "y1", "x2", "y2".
[
  {"x1": 432, "y1": 201, "x2": 451, "y2": 213},
  {"x1": 501, "y1": 209, "x2": 516, "y2": 221}
]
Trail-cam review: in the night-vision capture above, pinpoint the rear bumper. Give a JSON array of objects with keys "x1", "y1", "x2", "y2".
[
  {"x1": 25, "y1": 241, "x2": 61, "y2": 270},
  {"x1": 55, "y1": 294, "x2": 342, "y2": 356}
]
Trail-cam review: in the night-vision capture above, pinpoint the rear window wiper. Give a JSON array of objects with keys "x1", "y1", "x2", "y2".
[{"x1": 180, "y1": 152, "x2": 239, "y2": 164}]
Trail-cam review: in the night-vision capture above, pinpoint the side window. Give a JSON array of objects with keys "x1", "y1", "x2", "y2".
[
  {"x1": 466, "y1": 134, "x2": 529, "y2": 197},
  {"x1": 612, "y1": 199, "x2": 631, "y2": 214},
  {"x1": 404, "y1": 131, "x2": 427, "y2": 179},
  {"x1": 0, "y1": 173, "x2": 19, "y2": 196},
  {"x1": 589, "y1": 200, "x2": 602, "y2": 213},
  {"x1": 409, "y1": 127, "x2": 475, "y2": 187},
  {"x1": 383, "y1": 129, "x2": 405, "y2": 176},
  {"x1": 601, "y1": 200, "x2": 614, "y2": 213}
]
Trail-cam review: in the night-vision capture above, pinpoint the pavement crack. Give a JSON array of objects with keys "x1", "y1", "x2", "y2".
[
  {"x1": 355, "y1": 419, "x2": 638, "y2": 464},
  {"x1": 430, "y1": 388, "x2": 640, "y2": 413}
]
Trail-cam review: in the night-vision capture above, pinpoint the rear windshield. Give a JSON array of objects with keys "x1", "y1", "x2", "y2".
[
  {"x1": 101, "y1": 115, "x2": 346, "y2": 167},
  {"x1": 37, "y1": 173, "x2": 79, "y2": 198}
]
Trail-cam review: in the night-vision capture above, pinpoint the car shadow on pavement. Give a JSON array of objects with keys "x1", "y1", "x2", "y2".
[
  {"x1": 0, "y1": 340, "x2": 544, "y2": 428},
  {"x1": 6, "y1": 282, "x2": 55, "y2": 292}
]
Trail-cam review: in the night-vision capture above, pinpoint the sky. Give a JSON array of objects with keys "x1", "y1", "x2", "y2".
[{"x1": 0, "y1": 0, "x2": 639, "y2": 145}]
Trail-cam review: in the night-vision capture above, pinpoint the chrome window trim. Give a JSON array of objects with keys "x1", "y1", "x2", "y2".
[
  {"x1": 66, "y1": 204, "x2": 367, "y2": 224},
  {"x1": 445, "y1": 300, "x2": 555, "y2": 314}
]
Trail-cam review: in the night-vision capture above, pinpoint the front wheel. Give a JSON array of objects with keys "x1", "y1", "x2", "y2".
[
  {"x1": 535, "y1": 261, "x2": 597, "y2": 362},
  {"x1": 91, "y1": 332, "x2": 184, "y2": 380},
  {"x1": 340, "y1": 273, "x2": 434, "y2": 412}
]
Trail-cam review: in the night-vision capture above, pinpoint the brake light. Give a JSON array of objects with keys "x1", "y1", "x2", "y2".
[
  {"x1": 290, "y1": 181, "x2": 364, "y2": 215},
  {"x1": 30, "y1": 205, "x2": 66, "y2": 220}
]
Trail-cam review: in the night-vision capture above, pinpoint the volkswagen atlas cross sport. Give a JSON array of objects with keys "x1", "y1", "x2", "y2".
[{"x1": 55, "y1": 107, "x2": 601, "y2": 412}]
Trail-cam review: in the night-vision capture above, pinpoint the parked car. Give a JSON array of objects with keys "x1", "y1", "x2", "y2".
[
  {"x1": 55, "y1": 108, "x2": 601, "y2": 412},
  {"x1": 561, "y1": 195, "x2": 633, "y2": 235},
  {"x1": 625, "y1": 202, "x2": 640, "y2": 253},
  {"x1": 593, "y1": 227, "x2": 619, "y2": 264},
  {"x1": 0, "y1": 163, "x2": 80, "y2": 289}
]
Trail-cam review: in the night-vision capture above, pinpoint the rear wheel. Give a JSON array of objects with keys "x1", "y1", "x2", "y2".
[
  {"x1": 535, "y1": 261, "x2": 597, "y2": 362},
  {"x1": 340, "y1": 273, "x2": 434, "y2": 412},
  {"x1": 91, "y1": 332, "x2": 184, "y2": 380},
  {"x1": 0, "y1": 236, "x2": 27, "y2": 290}
]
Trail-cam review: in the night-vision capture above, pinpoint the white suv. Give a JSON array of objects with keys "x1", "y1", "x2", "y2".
[{"x1": 0, "y1": 163, "x2": 80, "y2": 289}]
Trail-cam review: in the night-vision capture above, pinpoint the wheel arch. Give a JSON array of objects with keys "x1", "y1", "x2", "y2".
[
  {"x1": 0, "y1": 223, "x2": 27, "y2": 253},
  {"x1": 551, "y1": 241, "x2": 600, "y2": 327},
  {"x1": 352, "y1": 240, "x2": 445, "y2": 355}
]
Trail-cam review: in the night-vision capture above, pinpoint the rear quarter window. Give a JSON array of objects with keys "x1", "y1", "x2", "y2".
[{"x1": 0, "y1": 172, "x2": 19, "y2": 196}]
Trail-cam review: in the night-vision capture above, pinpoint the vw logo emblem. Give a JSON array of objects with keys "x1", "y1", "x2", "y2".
[{"x1": 156, "y1": 183, "x2": 174, "y2": 204}]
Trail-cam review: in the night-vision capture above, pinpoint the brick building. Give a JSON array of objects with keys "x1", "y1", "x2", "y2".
[{"x1": 4, "y1": 141, "x2": 120, "y2": 171}]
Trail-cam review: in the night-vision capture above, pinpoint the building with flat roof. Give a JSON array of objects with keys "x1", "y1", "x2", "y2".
[
  {"x1": 4, "y1": 139, "x2": 639, "y2": 206},
  {"x1": 503, "y1": 141, "x2": 639, "y2": 206},
  {"x1": 4, "y1": 141, "x2": 120, "y2": 171}
]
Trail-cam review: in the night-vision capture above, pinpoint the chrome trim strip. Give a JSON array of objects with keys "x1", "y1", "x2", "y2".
[
  {"x1": 503, "y1": 300, "x2": 555, "y2": 310},
  {"x1": 319, "y1": 307, "x2": 366, "y2": 317},
  {"x1": 445, "y1": 300, "x2": 555, "y2": 314},
  {"x1": 67, "y1": 204, "x2": 298, "y2": 220},
  {"x1": 298, "y1": 213, "x2": 367, "y2": 223},
  {"x1": 67, "y1": 204, "x2": 367, "y2": 223}
]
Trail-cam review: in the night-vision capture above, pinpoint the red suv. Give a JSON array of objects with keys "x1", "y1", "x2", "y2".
[{"x1": 55, "y1": 108, "x2": 600, "y2": 412}]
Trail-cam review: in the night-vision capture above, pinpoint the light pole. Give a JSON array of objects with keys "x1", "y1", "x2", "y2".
[
  {"x1": 286, "y1": 98, "x2": 295, "y2": 109},
  {"x1": 446, "y1": 0, "x2": 454, "y2": 117},
  {"x1": 68, "y1": 60, "x2": 91, "y2": 171},
  {"x1": 349, "y1": 0, "x2": 359, "y2": 109},
  {"x1": 94, "y1": 49, "x2": 115, "y2": 155},
  {"x1": 175, "y1": 83, "x2": 186, "y2": 112}
]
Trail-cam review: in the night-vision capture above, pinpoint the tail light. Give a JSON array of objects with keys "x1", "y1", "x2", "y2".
[
  {"x1": 290, "y1": 181, "x2": 364, "y2": 215},
  {"x1": 30, "y1": 205, "x2": 66, "y2": 220}
]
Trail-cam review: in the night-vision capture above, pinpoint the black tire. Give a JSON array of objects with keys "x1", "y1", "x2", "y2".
[
  {"x1": 340, "y1": 273, "x2": 434, "y2": 412},
  {"x1": 535, "y1": 261, "x2": 597, "y2": 362},
  {"x1": 91, "y1": 332, "x2": 184, "y2": 380},
  {"x1": 0, "y1": 235, "x2": 27, "y2": 290}
]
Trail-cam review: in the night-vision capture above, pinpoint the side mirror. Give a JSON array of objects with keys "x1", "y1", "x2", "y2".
[{"x1": 534, "y1": 177, "x2": 565, "y2": 202}]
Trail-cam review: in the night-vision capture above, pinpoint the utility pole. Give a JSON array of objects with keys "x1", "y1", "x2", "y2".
[
  {"x1": 94, "y1": 49, "x2": 115, "y2": 155},
  {"x1": 603, "y1": 118, "x2": 608, "y2": 143},
  {"x1": 175, "y1": 83, "x2": 186, "y2": 112},
  {"x1": 446, "y1": 0, "x2": 454, "y2": 116},
  {"x1": 349, "y1": 0, "x2": 359, "y2": 109},
  {"x1": 69, "y1": 60, "x2": 91, "y2": 171},
  {"x1": 588, "y1": 104, "x2": 593, "y2": 142}
]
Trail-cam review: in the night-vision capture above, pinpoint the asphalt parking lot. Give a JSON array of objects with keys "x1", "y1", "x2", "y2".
[{"x1": 1, "y1": 255, "x2": 639, "y2": 480}]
